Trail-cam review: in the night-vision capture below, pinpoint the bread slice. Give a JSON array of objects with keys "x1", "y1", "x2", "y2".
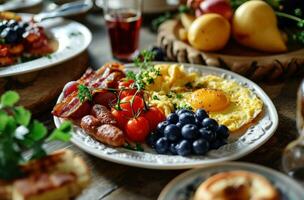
[
  {"x1": 0, "y1": 149, "x2": 90, "y2": 200},
  {"x1": 194, "y1": 170, "x2": 279, "y2": 200}
]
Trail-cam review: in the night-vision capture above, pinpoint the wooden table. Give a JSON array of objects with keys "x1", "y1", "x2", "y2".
[{"x1": 17, "y1": 13, "x2": 304, "y2": 199}]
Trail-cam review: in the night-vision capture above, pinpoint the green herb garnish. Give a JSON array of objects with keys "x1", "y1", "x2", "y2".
[
  {"x1": 176, "y1": 102, "x2": 193, "y2": 110},
  {"x1": 176, "y1": 93, "x2": 183, "y2": 100},
  {"x1": 185, "y1": 82, "x2": 193, "y2": 88},
  {"x1": 78, "y1": 84, "x2": 92, "y2": 102},
  {"x1": 152, "y1": 95, "x2": 160, "y2": 100},
  {"x1": 132, "y1": 50, "x2": 160, "y2": 90},
  {"x1": 0, "y1": 91, "x2": 72, "y2": 180}
]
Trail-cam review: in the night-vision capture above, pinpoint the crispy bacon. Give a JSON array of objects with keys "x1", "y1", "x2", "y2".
[{"x1": 52, "y1": 63, "x2": 126, "y2": 120}]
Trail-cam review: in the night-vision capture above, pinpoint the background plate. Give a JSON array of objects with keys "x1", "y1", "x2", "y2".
[
  {"x1": 0, "y1": 0, "x2": 42, "y2": 12},
  {"x1": 54, "y1": 63, "x2": 278, "y2": 169},
  {"x1": 0, "y1": 14, "x2": 92, "y2": 77},
  {"x1": 158, "y1": 162, "x2": 304, "y2": 200}
]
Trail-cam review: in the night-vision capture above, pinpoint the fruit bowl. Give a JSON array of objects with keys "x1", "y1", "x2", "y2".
[{"x1": 157, "y1": 19, "x2": 304, "y2": 81}]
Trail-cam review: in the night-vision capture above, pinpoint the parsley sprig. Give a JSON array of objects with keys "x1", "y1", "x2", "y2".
[
  {"x1": 127, "y1": 50, "x2": 160, "y2": 90},
  {"x1": 0, "y1": 91, "x2": 72, "y2": 180},
  {"x1": 78, "y1": 84, "x2": 92, "y2": 102}
]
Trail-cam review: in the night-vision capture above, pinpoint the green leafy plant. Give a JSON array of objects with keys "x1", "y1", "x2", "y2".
[{"x1": 0, "y1": 91, "x2": 72, "y2": 180}]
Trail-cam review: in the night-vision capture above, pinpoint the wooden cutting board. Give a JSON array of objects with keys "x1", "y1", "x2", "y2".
[
  {"x1": 1, "y1": 51, "x2": 89, "y2": 113},
  {"x1": 157, "y1": 19, "x2": 304, "y2": 82}
]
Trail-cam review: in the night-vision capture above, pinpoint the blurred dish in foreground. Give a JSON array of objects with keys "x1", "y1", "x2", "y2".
[{"x1": 158, "y1": 162, "x2": 304, "y2": 200}]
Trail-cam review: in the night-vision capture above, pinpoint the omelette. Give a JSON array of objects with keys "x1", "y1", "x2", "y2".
[{"x1": 145, "y1": 64, "x2": 263, "y2": 132}]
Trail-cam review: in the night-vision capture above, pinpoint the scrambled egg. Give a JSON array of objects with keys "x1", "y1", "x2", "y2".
[{"x1": 145, "y1": 64, "x2": 263, "y2": 132}]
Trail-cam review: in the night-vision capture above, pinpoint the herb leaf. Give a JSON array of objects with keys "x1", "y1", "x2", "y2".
[
  {"x1": 14, "y1": 106, "x2": 31, "y2": 126},
  {"x1": 1, "y1": 91, "x2": 19, "y2": 107},
  {"x1": 48, "y1": 121, "x2": 72, "y2": 142},
  {"x1": 78, "y1": 84, "x2": 92, "y2": 102}
]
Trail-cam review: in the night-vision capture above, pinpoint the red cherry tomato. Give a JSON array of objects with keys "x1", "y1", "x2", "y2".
[
  {"x1": 120, "y1": 95, "x2": 144, "y2": 116},
  {"x1": 118, "y1": 79, "x2": 134, "y2": 88},
  {"x1": 63, "y1": 81, "x2": 79, "y2": 98},
  {"x1": 125, "y1": 116, "x2": 150, "y2": 142},
  {"x1": 143, "y1": 106, "x2": 166, "y2": 131},
  {"x1": 118, "y1": 80, "x2": 137, "y2": 99},
  {"x1": 111, "y1": 108, "x2": 129, "y2": 129}
]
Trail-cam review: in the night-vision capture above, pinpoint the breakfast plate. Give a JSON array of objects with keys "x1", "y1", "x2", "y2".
[
  {"x1": 158, "y1": 162, "x2": 304, "y2": 200},
  {"x1": 0, "y1": 14, "x2": 92, "y2": 77},
  {"x1": 54, "y1": 63, "x2": 278, "y2": 169},
  {"x1": 0, "y1": 0, "x2": 42, "y2": 12}
]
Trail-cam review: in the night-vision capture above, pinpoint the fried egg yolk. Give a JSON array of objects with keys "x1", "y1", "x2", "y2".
[{"x1": 187, "y1": 88, "x2": 230, "y2": 112}]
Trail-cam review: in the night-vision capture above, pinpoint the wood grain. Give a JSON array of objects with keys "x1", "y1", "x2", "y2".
[{"x1": 1, "y1": 52, "x2": 89, "y2": 113}]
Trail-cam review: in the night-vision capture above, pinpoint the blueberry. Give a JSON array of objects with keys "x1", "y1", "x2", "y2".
[
  {"x1": 155, "y1": 137, "x2": 169, "y2": 154},
  {"x1": 199, "y1": 128, "x2": 216, "y2": 142},
  {"x1": 195, "y1": 109, "x2": 209, "y2": 122},
  {"x1": 21, "y1": 22, "x2": 29, "y2": 29},
  {"x1": 202, "y1": 118, "x2": 218, "y2": 131},
  {"x1": 7, "y1": 20, "x2": 18, "y2": 27},
  {"x1": 216, "y1": 125, "x2": 229, "y2": 139},
  {"x1": 167, "y1": 113, "x2": 179, "y2": 124},
  {"x1": 195, "y1": 118, "x2": 202, "y2": 128},
  {"x1": 169, "y1": 143, "x2": 177, "y2": 155},
  {"x1": 192, "y1": 139, "x2": 210, "y2": 155},
  {"x1": 14, "y1": 26, "x2": 25, "y2": 37},
  {"x1": 157, "y1": 121, "x2": 169, "y2": 135},
  {"x1": 1, "y1": 28, "x2": 19, "y2": 44},
  {"x1": 147, "y1": 132, "x2": 162, "y2": 148},
  {"x1": 0, "y1": 23, "x2": 7, "y2": 32},
  {"x1": 176, "y1": 140, "x2": 191, "y2": 156},
  {"x1": 181, "y1": 124, "x2": 199, "y2": 140},
  {"x1": 164, "y1": 124, "x2": 181, "y2": 142},
  {"x1": 176, "y1": 109, "x2": 194, "y2": 116},
  {"x1": 179, "y1": 112, "x2": 196, "y2": 125},
  {"x1": 150, "y1": 46, "x2": 166, "y2": 61},
  {"x1": 176, "y1": 122, "x2": 183, "y2": 129}
]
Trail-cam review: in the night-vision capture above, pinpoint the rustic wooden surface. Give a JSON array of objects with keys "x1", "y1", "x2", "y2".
[
  {"x1": 157, "y1": 19, "x2": 304, "y2": 82},
  {"x1": 4, "y1": 12, "x2": 303, "y2": 200}
]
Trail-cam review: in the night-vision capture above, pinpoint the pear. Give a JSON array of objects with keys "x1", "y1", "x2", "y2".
[{"x1": 232, "y1": 0, "x2": 287, "y2": 53}]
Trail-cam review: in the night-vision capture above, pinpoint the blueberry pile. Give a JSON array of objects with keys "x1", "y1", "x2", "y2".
[
  {"x1": 148, "y1": 109, "x2": 229, "y2": 156},
  {"x1": 0, "y1": 19, "x2": 29, "y2": 44}
]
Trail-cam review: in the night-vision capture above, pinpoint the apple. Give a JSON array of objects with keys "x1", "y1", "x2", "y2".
[{"x1": 200, "y1": 0, "x2": 233, "y2": 20}]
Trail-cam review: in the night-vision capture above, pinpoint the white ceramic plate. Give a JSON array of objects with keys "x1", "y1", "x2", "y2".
[
  {"x1": 0, "y1": 0, "x2": 42, "y2": 12},
  {"x1": 54, "y1": 63, "x2": 278, "y2": 170},
  {"x1": 0, "y1": 14, "x2": 92, "y2": 77},
  {"x1": 158, "y1": 162, "x2": 304, "y2": 200}
]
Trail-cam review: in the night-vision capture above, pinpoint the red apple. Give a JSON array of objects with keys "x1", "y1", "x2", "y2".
[{"x1": 200, "y1": 0, "x2": 233, "y2": 20}]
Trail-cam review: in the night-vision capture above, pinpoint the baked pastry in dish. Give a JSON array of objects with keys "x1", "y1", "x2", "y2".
[{"x1": 193, "y1": 170, "x2": 280, "y2": 200}]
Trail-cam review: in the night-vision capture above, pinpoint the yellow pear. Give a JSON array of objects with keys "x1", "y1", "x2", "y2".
[
  {"x1": 188, "y1": 13, "x2": 230, "y2": 51},
  {"x1": 232, "y1": 0, "x2": 287, "y2": 53}
]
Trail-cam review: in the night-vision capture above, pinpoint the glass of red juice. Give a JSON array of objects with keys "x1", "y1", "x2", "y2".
[{"x1": 103, "y1": 0, "x2": 142, "y2": 61}]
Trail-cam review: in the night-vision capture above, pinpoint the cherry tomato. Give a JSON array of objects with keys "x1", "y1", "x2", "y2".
[
  {"x1": 111, "y1": 108, "x2": 129, "y2": 129},
  {"x1": 143, "y1": 106, "x2": 166, "y2": 131},
  {"x1": 118, "y1": 79, "x2": 134, "y2": 88},
  {"x1": 63, "y1": 81, "x2": 79, "y2": 98},
  {"x1": 120, "y1": 95, "x2": 144, "y2": 116},
  {"x1": 125, "y1": 116, "x2": 150, "y2": 142},
  {"x1": 118, "y1": 80, "x2": 137, "y2": 99}
]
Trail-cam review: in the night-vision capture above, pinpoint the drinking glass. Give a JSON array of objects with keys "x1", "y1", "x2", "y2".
[
  {"x1": 103, "y1": 0, "x2": 142, "y2": 61},
  {"x1": 282, "y1": 79, "x2": 304, "y2": 183}
]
